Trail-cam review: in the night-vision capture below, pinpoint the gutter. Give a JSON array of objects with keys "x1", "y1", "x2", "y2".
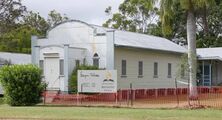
[{"x1": 114, "y1": 44, "x2": 187, "y2": 55}]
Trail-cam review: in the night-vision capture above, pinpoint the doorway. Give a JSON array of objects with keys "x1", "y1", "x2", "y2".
[
  {"x1": 44, "y1": 57, "x2": 60, "y2": 90},
  {"x1": 199, "y1": 62, "x2": 212, "y2": 86}
]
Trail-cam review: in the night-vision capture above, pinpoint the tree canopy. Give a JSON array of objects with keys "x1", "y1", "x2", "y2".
[
  {"x1": 103, "y1": 0, "x2": 157, "y2": 33},
  {"x1": 0, "y1": 0, "x2": 69, "y2": 54},
  {"x1": 103, "y1": 0, "x2": 221, "y2": 48},
  {"x1": 0, "y1": 0, "x2": 222, "y2": 54}
]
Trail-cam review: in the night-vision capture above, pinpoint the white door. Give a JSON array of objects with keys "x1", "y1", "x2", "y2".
[{"x1": 44, "y1": 57, "x2": 60, "y2": 90}]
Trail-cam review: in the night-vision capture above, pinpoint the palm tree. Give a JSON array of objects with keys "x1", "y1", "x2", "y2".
[{"x1": 160, "y1": 0, "x2": 215, "y2": 98}]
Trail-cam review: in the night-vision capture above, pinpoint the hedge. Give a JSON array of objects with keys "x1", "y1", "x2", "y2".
[
  {"x1": 69, "y1": 65, "x2": 98, "y2": 93},
  {"x1": 0, "y1": 64, "x2": 45, "y2": 106}
]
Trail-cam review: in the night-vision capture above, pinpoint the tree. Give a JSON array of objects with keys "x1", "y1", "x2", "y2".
[
  {"x1": 0, "y1": 0, "x2": 26, "y2": 33},
  {"x1": 160, "y1": 0, "x2": 215, "y2": 98},
  {"x1": 23, "y1": 11, "x2": 49, "y2": 36},
  {"x1": 103, "y1": 13, "x2": 137, "y2": 32},
  {"x1": 103, "y1": 0, "x2": 157, "y2": 33},
  {"x1": 0, "y1": 8, "x2": 70, "y2": 54},
  {"x1": 47, "y1": 10, "x2": 69, "y2": 28},
  {"x1": 196, "y1": 1, "x2": 222, "y2": 47},
  {"x1": 0, "y1": 25, "x2": 38, "y2": 53}
]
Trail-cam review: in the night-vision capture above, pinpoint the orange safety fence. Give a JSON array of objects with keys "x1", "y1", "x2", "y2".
[{"x1": 42, "y1": 86, "x2": 222, "y2": 108}]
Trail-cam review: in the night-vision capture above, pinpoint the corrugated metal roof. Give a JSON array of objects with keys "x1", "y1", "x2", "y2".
[
  {"x1": 44, "y1": 20, "x2": 187, "y2": 54},
  {"x1": 197, "y1": 47, "x2": 222, "y2": 61},
  {"x1": 92, "y1": 25, "x2": 187, "y2": 54},
  {"x1": 114, "y1": 30, "x2": 187, "y2": 53},
  {"x1": 0, "y1": 52, "x2": 31, "y2": 64}
]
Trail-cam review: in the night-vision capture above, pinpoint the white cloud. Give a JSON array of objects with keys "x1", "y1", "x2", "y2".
[{"x1": 22, "y1": 0, "x2": 123, "y2": 25}]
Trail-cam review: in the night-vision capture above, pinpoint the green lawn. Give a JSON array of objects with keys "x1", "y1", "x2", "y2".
[{"x1": 0, "y1": 105, "x2": 222, "y2": 120}]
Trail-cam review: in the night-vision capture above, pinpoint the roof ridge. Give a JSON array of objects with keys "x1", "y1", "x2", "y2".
[{"x1": 91, "y1": 24, "x2": 169, "y2": 41}]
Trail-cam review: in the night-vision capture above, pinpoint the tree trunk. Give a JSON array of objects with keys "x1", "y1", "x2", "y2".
[
  {"x1": 187, "y1": 9, "x2": 198, "y2": 99},
  {"x1": 202, "y1": 6, "x2": 209, "y2": 35}
]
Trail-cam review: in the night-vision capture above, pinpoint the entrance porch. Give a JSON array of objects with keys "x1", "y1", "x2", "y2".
[{"x1": 198, "y1": 60, "x2": 222, "y2": 87}]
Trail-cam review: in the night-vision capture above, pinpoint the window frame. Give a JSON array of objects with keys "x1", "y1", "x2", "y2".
[
  {"x1": 154, "y1": 62, "x2": 158, "y2": 78},
  {"x1": 168, "y1": 63, "x2": 172, "y2": 78},
  {"x1": 93, "y1": 53, "x2": 99, "y2": 68},
  {"x1": 39, "y1": 60, "x2": 44, "y2": 75},
  {"x1": 121, "y1": 60, "x2": 127, "y2": 78},
  {"x1": 138, "y1": 61, "x2": 143, "y2": 78},
  {"x1": 59, "y1": 59, "x2": 64, "y2": 76}
]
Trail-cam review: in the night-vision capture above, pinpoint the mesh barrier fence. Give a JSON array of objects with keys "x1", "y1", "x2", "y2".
[{"x1": 42, "y1": 86, "x2": 222, "y2": 108}]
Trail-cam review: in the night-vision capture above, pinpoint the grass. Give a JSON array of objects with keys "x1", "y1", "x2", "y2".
[{"x1": 0, "y1": 105, "x2": 222, "y2": 120}]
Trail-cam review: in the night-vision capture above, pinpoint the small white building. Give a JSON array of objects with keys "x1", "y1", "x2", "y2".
[
  {"x1": 0, "y1": 52, "x2": 31, "y2": 94},
  {"x1": 31, "y1": 20, "x2": 189, "y2": 92}
]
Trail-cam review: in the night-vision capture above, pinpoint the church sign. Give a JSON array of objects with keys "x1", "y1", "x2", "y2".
[{"x1": 77, "y1": 70, "x2": 117, "y2": 93}]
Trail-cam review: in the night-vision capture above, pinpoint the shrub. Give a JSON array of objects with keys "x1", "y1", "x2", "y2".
[
  {"x1": 0, "y1": 97, "x2": 4, "y2": 105},
  {"x1": 0, "y1": 64, "x2": 45, "y2": 106},
  {"x1": 69, "y1": 65, "x2": 98, "y2": 93}
]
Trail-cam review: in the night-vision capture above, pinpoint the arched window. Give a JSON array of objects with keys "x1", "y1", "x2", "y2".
[{"x1": 93, "y1": 53, "x2": 99, "y2": 67}]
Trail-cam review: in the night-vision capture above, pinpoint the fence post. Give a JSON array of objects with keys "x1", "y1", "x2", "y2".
[
  {"x1": 155, "y1": 89, "x2": 158, "y2": 98},
  {"x1": 175, "y1": 78, "x2": 179, "y2": 107},
  {"x1": 164, "y1": 88, "x2": 167, "y2": 96},
  {"x1": 119, "y1": 89, "x2": 122, "y2": 106},
  {"x1": 127, "y1": 89, "x2": 130, "y2": 106},
  {"x1": 130, "y1": 83, "x2": 133, "y2": 107},
  {"x1": 80, "y1": 84, "x2": 83, "y2": 104},
  {"x1": 77, "y1": 92, "x2": 79, "y2": 106},
  {"x1": 43, "y1": 85, "x2": 47, "y2": 105},
  {"x1": 43, "y1": 90, "x2": 46, "y2": 105},
  {"x1": 115, "y1": 90, "x2": 118, "y2": 106}
]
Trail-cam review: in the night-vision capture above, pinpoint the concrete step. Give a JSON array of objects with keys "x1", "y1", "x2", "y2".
[{"x1": 44, "y1": 90, "x2": 59, "y2": 103}]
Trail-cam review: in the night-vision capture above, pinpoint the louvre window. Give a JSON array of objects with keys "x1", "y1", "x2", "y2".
[
  {"x1": 154, "y1": 62, "x2": 158, "y2": 78},
  {"x1": 168, "y1": 63, "x2": 172, "y2": 78},
  {"x1": 121, "y1": 60, "x2": 127, "y2": 77},
  {"x1": 39, "y1": 60, "x2": 44, "y2": 75},
  {"x1": 60, "y1": 59, "x2": 64, "y2": 75},
  {"x1": 138, "y1": 61, "x2": 143, "y2": 78}
]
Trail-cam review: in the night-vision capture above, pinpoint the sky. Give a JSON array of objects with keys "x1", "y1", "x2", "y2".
[{"x1": 22, "y1": 0, "x2": 124, "y2": 26}]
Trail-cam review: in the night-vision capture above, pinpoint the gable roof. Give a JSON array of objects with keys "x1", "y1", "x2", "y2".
[
  {"x1": 114, "y1": 30, "x2": 187, "y2": 53},
  {"x1": 197, "y1": 47, "x2": 222, "y2": 61},
  {"x1": 92, "y1": 25, "x2": 187, "y2": 54},
  {"x1": 47, "y1": 20, "x2": 187, "y2": 54}
]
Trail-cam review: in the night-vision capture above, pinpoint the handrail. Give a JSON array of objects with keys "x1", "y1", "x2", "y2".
[{"x1": 50, "y1": 76, "x2": 60, "y2": 90}]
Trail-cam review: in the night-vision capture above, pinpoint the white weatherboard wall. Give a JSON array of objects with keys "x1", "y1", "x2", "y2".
[
  {"x1": 33, "y1": 20, "x2": 108, "y2": 92},
  {"x1": 114, "y1": 47, "x2": 187, "y2": 89},
  {"x1": 32, "y1": 20, "x2": 190, "y2": 92},
  {"x1": 68, "y1": 48, "x2": 86, "y2": 76},
  {"x1": 41, "y1": 21, "x2": 108, "y2": 69}
]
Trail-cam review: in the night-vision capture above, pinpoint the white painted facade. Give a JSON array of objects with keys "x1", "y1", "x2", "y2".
[
  {"x1": 31, "y1": 20, "x2": 190, "y2": 92},
  {"x1": 115, "y1": 48, "x2": 187, "y2": 89}
]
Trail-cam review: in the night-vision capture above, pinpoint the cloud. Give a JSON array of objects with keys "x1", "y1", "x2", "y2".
[{"x1": 22, "y1": 0, "x2": 123, "y2": 25}]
